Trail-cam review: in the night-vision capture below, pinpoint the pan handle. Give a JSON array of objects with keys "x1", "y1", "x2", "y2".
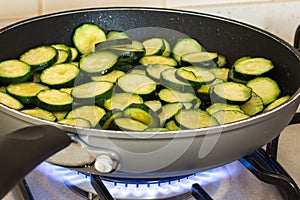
[{"x1": 0, "y1": 125, "x2": 71, "y2": 199}]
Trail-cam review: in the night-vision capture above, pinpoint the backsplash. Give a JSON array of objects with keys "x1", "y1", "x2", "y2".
[{"x1": 0, "y1": 0, "x2": 299, "y2": 44}]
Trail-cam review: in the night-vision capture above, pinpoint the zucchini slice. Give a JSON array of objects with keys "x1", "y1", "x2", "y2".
[
  {"x1": 142, "y1": 37, "x2": 165, "y2": 56},
  {"x1": 51, "y1": 43, "x2": 72, "y2": 64},
  {"x1": 233, "y1": 57, "x2": 274, "y2": 80},
  {"x1": 172, "y1": 38, "x2": 202, "y2": 62},
  {"x1": 211, "y1": 82, "x2": 252, "y2": 104},
  {"x1": 206, "y1": 103, "x2": 243, "y2": 115},
  {"x1": 109, "y1": 40, "x2": 145, "y2": 64},
  {"x1": 165, "y1": 120, "x2": 181, "y2": 131},
  {"x1": 162, "y1": 39, "x2": 171, "y2": 57},
  {"x1": 160, "y1": 68, "x2": 194, "y2": 92},
  {"x1": 73, "y1": 23, "x2": 106, "y2": 54},
  {"x1": 181, "y1": 52, "x2": 218, "y2": 68},
  {"x1": 145, "y1": 64, "x2": 173, "y2": 82},
  {"x1": 95, "y1": 38, "x2": 132, "y2": 50},
  {"x1": 144, "y1": 100, "x2": 162, "y2": 112},
  {"x1": 246, "y1": 77, "x2": 280, "y2": 105},
  {"x1": 79, "y1": 51, "x2": 118, "y2": 75},
  {"x1": 20, "y1": 45, "x2": 58, "y2": 72},
  {"x1": 209, "y1": 68, "x2": 229, "y2": 82},
  {"x1": 0, "y1": 60, "x2": 32, "y2": 84},
  {"x1": 91, "y1": 70, "x2": 125, "y2": 83},
  {"x1": 158, "y1": 103, "x2": 183, "y2": 126},
  {"x1": 104, "y1": 93, "x2": 143, "y2": 111},
  {"x1": 36, "y1": 89, "x2": 73, "y2": 112},
  {"x1": 6, "y1": 82, "x2": 49, "y2": 104},
  {"x1": 240, "y1": 92, "x2": 264, "y2": 116},
  {"x1": 58, "y1": 118, "x2": 91, "y2": 128},
  {"x1": 99, "y1": 110, "x2": 123, "y2": 130},
  {"x1": 21, "y1": 108, "x2": 56, "y2": 122},
  {"x1": 66, "y1": 105, "x2": 106, "y2": 127},
  {"x1": 110, "y1": 118, "x2": 148, "y2": 131},
  {"x1": 117, "y1": 73, "x2": 156, "y2": 95},
  {"x1": 174, "y1": 109, "x2": 219, "y2": 129},
  {"x1": 71, "y1": 81, "x2": 114, "y2": 102},
  {"x1": 263, "y1": 95, "x2": 290, "y2": 112},
  {"x1": 176, "y1": 66, "x2": 216, "y2": 86},
  {"x1": 158, "y1": 88, "x2": 198, "y2": 104},
  {"x1": 0, "y1": 92, "x2": 23, "y2": 110},
  {"x1": 123, "y1": 103, "x2": 160, "y2": 128},
  {"x1": 212, "y1": 110, "x2": 250, "y2": 124},
  {"x1": 40, "y1": 63, "x2": 79, "y2": 88},
  {"x1": 106, "y1": 31, "x2": 130, "y2": 40},
  {"x1": 139, "y1": 55, "x2": 177, "y2": 67}
]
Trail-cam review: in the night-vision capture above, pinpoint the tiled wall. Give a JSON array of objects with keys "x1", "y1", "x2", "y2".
[{"x1": 0, "y1": 0, "x2": 299, "y2": 43}]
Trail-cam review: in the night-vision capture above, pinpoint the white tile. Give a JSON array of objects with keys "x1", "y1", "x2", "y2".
[
  {"x1": 42, "y1": 0, "x2": 164, "y2": 14},
  {"x1": 183, "y1": 1, "x2": 300, "y2": 44},
  {"x1": 0, "y1": 0, "x2": 39, "y2": 19}
]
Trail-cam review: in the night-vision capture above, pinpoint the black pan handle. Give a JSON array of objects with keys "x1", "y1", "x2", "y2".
[{"x1": 0, "y1": 125, "x2": 71, "y2": 199}]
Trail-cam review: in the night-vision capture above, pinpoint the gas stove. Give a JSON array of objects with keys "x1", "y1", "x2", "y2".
[{"x1": 4, "y1": 114, "x2": 300, "y2": 200}]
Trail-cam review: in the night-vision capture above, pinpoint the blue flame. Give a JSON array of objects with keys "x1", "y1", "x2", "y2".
[{"x1": 34, "y1": 161, "x2": 242, "y2": 199}]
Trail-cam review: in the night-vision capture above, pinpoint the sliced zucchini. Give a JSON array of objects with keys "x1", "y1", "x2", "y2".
[
  {"x1": 181, "y1": 52, "x2": 218, "y2": 68},
  {"x1": 240, "y1": 92, "x2": 264, "y2": 116},
  {"x1": 144, "y1": 100, "x2": 162, "y2": 112},
  {"x1": 161, "y1": 39, "x2": 171, "y2": 57},
  {"x1": 58, "y1": 118, "x2": 91, "y2": 128},
  {"x1": 216, "y1": 54, "x2": 227, "y2": 67},
  {"x1": 40, "y1": 63, "x2": 79, "y2": 89},
  {"x1": 175, "y1": 66, "x2": 216, "y2": 86},
  {"x1": 139, "y1": 55, "x2": 177, "y2": 67},
  {"x1": 20, "y1": 45, "x2": 58, "y2": 72},
  {"x1": 110, "y1": 118, "x2": 148, "y2": 131},
  {"x1": 36, "y1": 89, "x2": 73, "y2": 112},
  {"x1": 165, "y1": 120, "x2": 181, "y2": 131},
  {"x1": 158, "y1": 103, "x2": 183, "y2": 126},
  {"x1": 109, "y1": 40, "x2": 145, "y2": 64},
  {"x1": 172, "y1": 38, "x2": 202, "y2": 62},
  {"x1": 91, "y1": 70, "x2": 125, "y2": 83},
  {"x1": 212, "y1": 110, "x2": 250, "y2": 124},
  {"x1": 0, "y1": 60, "x2": 32, "y2": 84},
  {"x1": 160, "y1": 68, "x2": 194, "y2": 93},
  {"x1": 174, "y1": 109, "x2": 219, "y2": 129},
  {"x1": 0, "y1": 92, "x2": 23, "y2": 110},
  {"x1": 21, "y1": 108, "x2": 56, "y2": 122},
  {"x1": 95, "y1": 38, "x2": 132, "y2": 50},
  {"x1": 6, "y1": 82, "x2": 49, "y2": 104},
  {"x1": 228, "y1": 69, "x2": 247, "y2": 84},
  {"x1": 117, "y1": 73, "x2": 156, "y2": 95},
  {"x1": 53, "y1": 111, "x2": 68, "y2": 120},
  {"x1": 70, "y1": 47, "x2": 79, "y2": 61},
  {"x1": 107, "y1": 31, "x2": 129, "y2": 40},
  {"x1": 51, "y1": 43, "x2": 72, "y2": 64},
  {"x1": 246, "y1": 77, "x2": 280, "y2": 105},
  {"x1": 206, "y1": 103, "x2": 243, "y2": 115},
  {"x1": 73, "y1": 23, "x2": 106, "y2": 54},
  {"x1": 99, "y1": 110, "x2": 123, "y2": 130},
  {"x1": 263, "y1": 95, "x2": 290, "y2": 112},
  {"x1": 211, "y1": 82, "x2": 252, "y2": 104},
  {"x1": 71, "y1": 81, "x2": 114, "y2": 102},
  {"x1": 79, "y1": 51, "x2": 118, "y2": 75},
  {"x1": 123, "y1": 104, "x2": 159, "y2": 128},
  {"x1": 158, "y1": 88, "x2": 197, "y2": 104},
  {"x1": 145, "y1": 64, "x2": 173, "y2": 82},
  {"x1": 104, "y1": 93, "x2": 143, "y2": 111},
  {"x1": 209, "y1": 68, "x2": 229, "y2": 82},
  {"x1": 143, "y1": 38, "x2": 165, "y2": 56},
  {"x1": 233, "y1": 57, "x2": 274, "y2": 80},
  {"x1": 66, "y1": 105, "x2": 106, "y2": 127}
]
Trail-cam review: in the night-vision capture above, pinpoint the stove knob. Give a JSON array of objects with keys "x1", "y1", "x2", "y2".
[{"x1": 94, "y1": 154, "x2": 114, "y2": 173}]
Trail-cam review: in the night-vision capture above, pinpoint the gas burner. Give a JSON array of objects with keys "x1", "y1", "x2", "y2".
[{"x1": 45, "y1": 162, "x2": 236, "y2": 200}]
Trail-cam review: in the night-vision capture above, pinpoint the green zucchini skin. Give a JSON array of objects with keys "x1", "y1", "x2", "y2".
[
  {"x1": 36, "y1": 89, "x2": 73, "y2": 112},
  {"x1": 20, "y1": 46, "x2": 58, "y2": 72},
  {"x1": 0, "y1": 60, "x2": 32, "y2": 84}
]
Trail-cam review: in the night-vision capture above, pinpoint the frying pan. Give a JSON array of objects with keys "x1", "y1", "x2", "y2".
[{"x1": 0, "y1": 7, "x2": 299, "y2": 198}]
